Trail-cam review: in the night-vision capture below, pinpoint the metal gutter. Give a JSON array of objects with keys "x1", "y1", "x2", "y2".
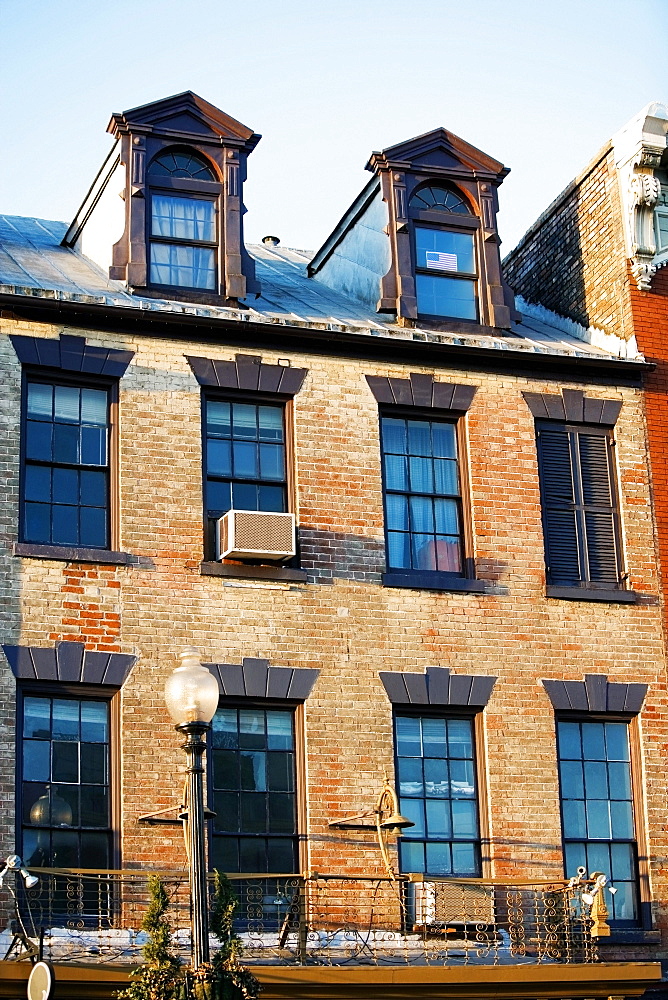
[{"x1": 0, "y1": 291, "x2": 652, "y2": 382}]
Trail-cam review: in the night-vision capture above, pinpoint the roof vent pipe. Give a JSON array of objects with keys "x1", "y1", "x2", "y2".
[{"x1": 262, "y1": 235, "x2": 280, "y2": 246}]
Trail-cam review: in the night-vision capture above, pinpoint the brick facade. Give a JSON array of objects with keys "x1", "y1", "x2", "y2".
[
  {"x1": 503, "y1": 145, "x2": 637, "y2": 345},
  {"x1": 502, "y1": 116, "x2": 668, "y2": 970},
  {"x1": 1, "y1": 312, "x2": 667, "y2": 962},
  {"x1": 1, "y1": 95, "x2": 666, "y2": 995}
]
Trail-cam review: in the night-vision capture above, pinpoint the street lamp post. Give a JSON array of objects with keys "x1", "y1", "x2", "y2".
[{"x1": 165, "y1": 647, "x2": 219, "y2": 970}]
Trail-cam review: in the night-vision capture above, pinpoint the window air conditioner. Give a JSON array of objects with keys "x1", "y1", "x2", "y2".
[
  {"x1": 216, "y1": 510, "x2": 296, "y2": 562},
  {"x1": 409, "y1": 879, "x2": 495, "y2": 929}
]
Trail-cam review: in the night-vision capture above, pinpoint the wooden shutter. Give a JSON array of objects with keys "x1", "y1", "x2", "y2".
[
  {"x1": 537, "y1": 422, "x2": 621, "y2": 588},
  {"x1": 537, "y1": 428, "x2": 580, "y2": 585},
  {"x1": 577, "y1": 431, "x2": 619, "y2": 584}
]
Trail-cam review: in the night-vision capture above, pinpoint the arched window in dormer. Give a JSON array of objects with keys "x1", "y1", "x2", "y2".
[
  {"x1": 409, "y1": 182, "x2": 478, "y2": 322},
  {"x1": 409, "y1": 184, "x2": 472, "y2": 215},
  {"x1": 148, "y1": 148, "x2": 220, "y2": 291}
]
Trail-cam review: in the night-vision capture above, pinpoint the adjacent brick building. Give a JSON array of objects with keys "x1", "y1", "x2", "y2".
[
  {"x1": 0, "y1": 92, "x2": 665, "y2": 998},
  {"x1": 504, "y1": 102, "x2": 668, "y2": 624}
]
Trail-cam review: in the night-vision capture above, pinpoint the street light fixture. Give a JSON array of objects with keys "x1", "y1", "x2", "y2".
[{"x1": 165, "y1": 646, "x2": 219, "y2": 969}]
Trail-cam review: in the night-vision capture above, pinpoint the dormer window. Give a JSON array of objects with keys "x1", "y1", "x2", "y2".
[
  {"x1": 308, "y1": 126, "x2": 514, "y2": 329},
  {"x1": 148, "y1": 149, "x2": 219, "y2": 291},
  {"x1": 66, "y1": 92, "x2": 261, "y2": 302},
  {"x1": 410, "y1": 184, "x2": 477, "y2": 322}
]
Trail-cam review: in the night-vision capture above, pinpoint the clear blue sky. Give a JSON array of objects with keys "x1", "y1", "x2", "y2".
[{"x1": 1, "y1": 0, "x2": 666, "y2": 254}]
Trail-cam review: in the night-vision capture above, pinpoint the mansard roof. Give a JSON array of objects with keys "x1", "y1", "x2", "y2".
[
  {"x1": 108, "y1": 90, "x2": 261, "y2": 151},
  {"x1": 0, "y1": 214, "x2": 646, "y2": 372}
]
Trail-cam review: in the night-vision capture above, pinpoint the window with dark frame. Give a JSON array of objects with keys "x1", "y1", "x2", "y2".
[
  {"x1": 409, "y1": 183, "x2": 478, "y2": 322},
  {"x1": 536, "y1": 421, "x2": 623, "y2": 589},
  {"x1": 209, "y1": 706, "x2": 298, "y2": 874},
  {"x1": 395, "y1": 713, "x2": 481, "y2": 876},
  {"x1": 204, "y1": 397, "x2": 288, "y2": 556},
  {"x1": 557, "y1": 719, "x2": 639, "y2": 924},
  {"x1": 21, "y1": 376, "x2": 111, "y2": 549},
  {"x1": 20, "y1": 693, "x2": 112, "y2": 872},
  {"x1": 381, "y1": 413, "x2": 464, "y2": 575},
  {"x1": 148, "y1": 149, "x2": 219, "y2": 291}
]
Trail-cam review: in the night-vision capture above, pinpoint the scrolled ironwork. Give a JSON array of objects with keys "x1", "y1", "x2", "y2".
[{"x1": 0, "y1": 869, "x2": 604, "y2": 969}]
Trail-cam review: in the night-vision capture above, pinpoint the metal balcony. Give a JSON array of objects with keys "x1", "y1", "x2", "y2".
[{"x1": 1, "y1": 869, "x2": 607, "y2": 968}]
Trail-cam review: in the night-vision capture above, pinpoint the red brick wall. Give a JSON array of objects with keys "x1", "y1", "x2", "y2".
[{"x1": 630, "y1": 265, "x2": 668, "y2": 614}]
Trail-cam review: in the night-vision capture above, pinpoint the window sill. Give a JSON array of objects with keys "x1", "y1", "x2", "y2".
[
  {"x1": 546, "y1": 585, "x2": 637, "y2": 604},
  {"x1": 598, "y1": 928, "x2": 661, "y2": 945},
  {"x1": 200, "y1": 561, "x2": 307, "y2": 583},
  {"x1": 382, "y1": 572, "x2": 486, "y2": 593},
  {"x1": 13, "y1": 542, "x2": 131, "y2": 565}
]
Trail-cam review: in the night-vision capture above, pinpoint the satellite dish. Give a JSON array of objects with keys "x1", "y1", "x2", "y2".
[{"x1": 27, "y1": 961, "x2": 54, "y2": 1000}]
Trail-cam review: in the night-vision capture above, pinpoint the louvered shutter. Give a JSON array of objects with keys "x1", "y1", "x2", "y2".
[
  {"x1": 537, "y1": 428, "x2": 580, "y2": 585},
  {"x1": 577, "y1": 431, "x2": 619, "y2": 584}
]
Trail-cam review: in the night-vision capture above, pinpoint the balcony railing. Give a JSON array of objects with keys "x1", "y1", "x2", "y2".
[{"x1": 0, "y1": 869, "x2": 602, "y2": 967}]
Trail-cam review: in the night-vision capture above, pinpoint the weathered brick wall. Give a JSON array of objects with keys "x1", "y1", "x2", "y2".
[
  {"x1": 503, "y1": 147, "x2": 634, "y2": 344},
  {"x1": 1, "y1": 313, "x2": 667, "y2": 957}
]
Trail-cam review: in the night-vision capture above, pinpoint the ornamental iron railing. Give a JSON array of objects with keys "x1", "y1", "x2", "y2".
[{"x1": 1, "y1": 869, "x2": 601, "y2": 967}]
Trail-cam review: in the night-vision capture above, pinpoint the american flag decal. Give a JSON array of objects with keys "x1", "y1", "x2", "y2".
[{"x1": 425, "y1": 250, "x2": 457, "y2": 272}]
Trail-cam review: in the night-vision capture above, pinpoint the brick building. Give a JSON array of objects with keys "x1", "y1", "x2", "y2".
[
  {"x1": 503, "y1": 101, "x2": 668, "y2": 623},
  {"x1": 0, "y1": 92, "x2": 665, "y2": 997}
]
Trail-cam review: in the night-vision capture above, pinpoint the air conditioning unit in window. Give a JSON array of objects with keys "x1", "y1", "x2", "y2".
[
  {"x1": 408, "y1": 879, "x2": 495, "y2": 929},
  {"x1": 216, "y1": 510, "x2": 296, "y2": 562}
]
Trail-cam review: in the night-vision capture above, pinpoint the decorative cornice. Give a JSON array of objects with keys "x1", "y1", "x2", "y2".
[
  {"x1": 612, "y1": 103, "x2": 668, "y2": 291},
  {"x1": 379, "y1": 666, "x2": 496, "y2": 708},
  {"x1": 205, "y1": 657, "x2": 319, "y2": 701},
  {"x1": 3, "y1": 641, "x2": 136, "y2": 687},
  {"x1": 187, "y1": 353, "x2": 308, "y2": 395},
  {"x1": 522, "y1": 388, "x2": 622, "y2": 426},
  {"x1": 366, "y1": 374, "x2": 477, "y2": 411},
  {"x1": 9, "y1": 333, "x2": 134, "y2": 377},
  {"x1": 108, "y1": 91, "x2": 261, "y2": 151},
  {"x1": 542, "y1": 674, "x2": 647, "y2": 714}
]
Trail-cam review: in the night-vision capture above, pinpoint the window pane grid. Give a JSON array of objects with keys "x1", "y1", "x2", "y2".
[
  {"x1": 558, "y1": 720, "x2": 638, "y2": 923},
  {"x1": 211, "y1": 707, "x2": 298, "y2": 874},
  {"x1": 22, "y1": 381, "x2": 110, "y2": 548},
  {"x1": 22, "y1": 696, "x2": 111, "y2": 870},
  {"x1": 149, "y1": 192, "x2": 216, "y2": 290},
  {"x1": 382, "y1": 416, "x2": 463, "y2": 574},
  {"x1": 396, "y1": 715, "x2": 480, "y2": 877},
  {"x1": 205, "y1": 400, "x2": 287, "y2": 544}
]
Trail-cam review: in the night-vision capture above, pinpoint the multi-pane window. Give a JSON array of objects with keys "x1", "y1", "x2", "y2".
[
  {"x1": 381, "y1": 415, "x2": 463, "y2": 574},
  {"x1": 21, "y1": 695, "x2": 112, "y2": 870},
  {"x1": 205, "y1": 399, "x2": 287, "y2": 552},
  {"x1": 409, "y1": 183, "x2": 478, "y2": 322},
  {"x1": 22, "y1": 379, "x2": 110, "y2": 548},
  {"x1": 557, "y1": 720, "x2": 638, "y2": 923},
  {"x1": 414, "y1": 228, "x2": 477, "y2": 321},
  {"x1": 395, "y1": 714, "x2": 481, "y2": 876},
  {"x1": 536, "y1": 422, "x2": 622, "y2": 588},
  {"x1": 149, "y1": 196, "x2": 216, "y2": 290},
  {"x1": 148, "y1": 150, "x2": 218, "y2": 291},
  {"x1": 209, "y1": 707, "x2": 298, "y2": 874}
]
